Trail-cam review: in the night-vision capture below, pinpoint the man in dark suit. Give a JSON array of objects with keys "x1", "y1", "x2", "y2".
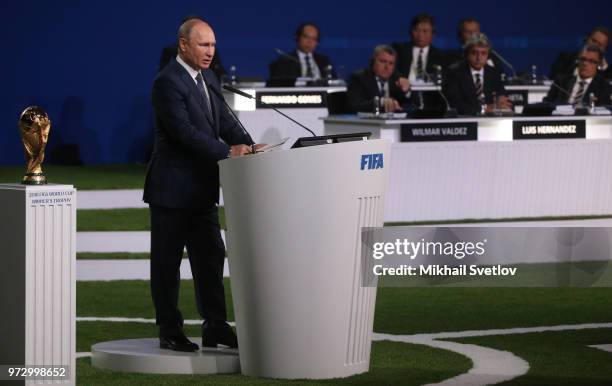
[
  {"x1": 446, "y1": 18, "x2": 503, "y2": 71},
  {"x1": 549, "y1": 26, "x2": 612, "y2": 80},
  {"x1": 268, "y1": 22, "x2": 335, "y2": 81},
  {"x1": 144, "y1": 17, "x2": 257, "y2": 352},
  {"x1": 545, "y1": 45, "x2": 612, "y2": 106},
  {"x1": 347, "y1": 45, "x2": 411, "y2": 112},
  {"x1": 392, "y1": 13, "x2": 447, "y2": 82},
  {"x1": 442, "y1": 33, "x2": 512, "y2": 116}
]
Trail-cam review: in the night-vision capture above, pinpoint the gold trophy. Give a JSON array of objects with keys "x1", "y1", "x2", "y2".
[{"x1": 18, "y1": 106, "x2": 51, "y2": 185}]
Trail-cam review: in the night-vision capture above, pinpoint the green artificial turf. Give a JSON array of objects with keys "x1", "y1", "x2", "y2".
[
  {"x1": 386, "y1": 214, "x2": 612, "y2": 226},
  {"x1": 75, "y1": 338, "x2": 470, "y2": 385},
  {"x1": 77, "y1": 281, "x2": 612, "y2": 336},
  {"x1": 453, "y1": 328, "x2": 612, "y2": 385},
  {"x1": 74, "y1": 281, "x2": 612, "y2": 384},
  {"x1": 77, "y1": 209, "x2": 150, "y2": 231},
  {"x1": 76, "y1": 207, "x2": 225, "y2": 231},
  {"x1": 0, "y1": 164, "x2": 146, "y2": 190}
]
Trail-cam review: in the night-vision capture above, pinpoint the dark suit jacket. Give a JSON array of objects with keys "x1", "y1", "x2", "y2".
[
  {"x1": 442, "y1": 61, "x2": 507, "y2": 116},
  {"x1": 159, "y1": 43, "x2": 226, "y2": 81},
  {"x1": 346, "y1": 68, "x2": 411, "y2": 112},
  {"x1": 544, "y1": 73, "x2": 612, "y2": 105},
  {"x1": 549, "y1": 50, "x2": 612, "y2": 80},
  {"x1": 144, "y1": 58, "x2": 252, "y2": 209},
  {"x1": 268, "y1": 50, "x2": 335, "y2": 79},
  {"x1": 391, "y1": 42, "x2": 447, "y2": 78}
]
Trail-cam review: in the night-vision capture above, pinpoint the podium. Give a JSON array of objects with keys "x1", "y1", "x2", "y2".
[
  {"x1": 0, "y1": 184, "x2": 76, "y2": 385},
  {"x1": 219, "y1": 139, "x2": 390, "y2": 379}
]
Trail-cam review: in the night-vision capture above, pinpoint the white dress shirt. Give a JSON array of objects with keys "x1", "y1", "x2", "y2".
[
  {"x1": 297, "y1": 50, "x2": 321, "y2": 79},
  {"x1": 409, "y1": 45, "x2": 429, "y2": 81},
  {"x1": 176, "y1": 55, "x2": 212, "y2": 103}
]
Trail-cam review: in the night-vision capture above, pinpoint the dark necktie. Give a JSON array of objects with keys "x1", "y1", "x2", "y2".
[
  {"x1": 305, "y1": 55, "x2": 314, "y2": 78},
  {"x1": 417, "y1": 48, "x2": 424, "y2": 80},
  {"x1": 378, "y1": 80, "x2": 386, "y2": 97},
  {"x1": 195, "y1": 72, "x2": 213, "y2": 118},
  {"x1": 474, "y1": 73, "x2": 484, "y2": 102},
  {"x1": 572, "y1": 80, "x2": 587, "y2": 106}
]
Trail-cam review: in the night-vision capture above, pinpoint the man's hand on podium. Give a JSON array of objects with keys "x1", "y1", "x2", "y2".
[{"x1": 229, "y1": 144, "x2": 268, "y2": 157}]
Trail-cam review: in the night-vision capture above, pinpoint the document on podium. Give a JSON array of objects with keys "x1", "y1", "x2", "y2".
[{"x1": 256, "y1": 137, "x2": 290, "y2": 153}]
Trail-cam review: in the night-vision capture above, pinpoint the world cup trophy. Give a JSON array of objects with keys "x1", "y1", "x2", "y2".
[{"x1": 18, "y1": 106, "x2": 51, "y2": 185}]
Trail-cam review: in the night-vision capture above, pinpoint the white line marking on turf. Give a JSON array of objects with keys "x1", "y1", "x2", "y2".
[
  {"x1": 375, "y1": 322, "x2": 612, "y2": 386},
  {"x1": 78, "y1": 190, "x2": 148, "y2": 209},
  {"x1": 76, "y1": 317, "x2": 612, "y2": 385},
  {"x1": 77, "y1": 258, "x2": 230, "y2": 280},
  {"x1": 77, "y1": 231, "x2": 226, "y2": 253},
  {"x1": 76, "y1": 352, "x2": 92, "y2": 358},
  {"x1": 590, "y1": 344, "x2": 612, "y2": 353},
  {"x1": 76, "y1": 316, "x2": 235, "y2": 327}
]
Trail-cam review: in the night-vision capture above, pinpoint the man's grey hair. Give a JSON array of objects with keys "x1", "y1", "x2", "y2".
[
  {"x1": 370, "y1": 44, "x2": 397, "y2": 66},
  {"x1": 463, "y1": 32, "x2": 491, "y2": 52},
  {"x1": 178, "y1": 16, "x2": 207, "y2": 42}
]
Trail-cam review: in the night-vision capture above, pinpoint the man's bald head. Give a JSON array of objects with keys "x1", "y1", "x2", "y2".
[
  {"x1": 177, "y1": 18, "x2": 216, "y2": 71},
  {"x1": 178, "y1": 17, "x2": 210, "y2": 42}
]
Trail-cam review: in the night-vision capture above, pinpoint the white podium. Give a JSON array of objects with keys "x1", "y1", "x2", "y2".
[
  {"x1": 0, "y1": 184, "x2": 76, "y2": 385},
  {"x1": 219, "y1": 139, "x2": 389, "y2": 379}
]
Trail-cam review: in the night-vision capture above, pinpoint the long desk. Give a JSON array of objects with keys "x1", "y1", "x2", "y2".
[
  {"x1": 324, "y1": 115, "x2": 612, "y2": 222},
  {"x1": 222, "y1": 84, "x2": 551, "y2": 144}
]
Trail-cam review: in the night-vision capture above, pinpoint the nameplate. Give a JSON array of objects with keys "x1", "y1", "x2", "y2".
[
  {"x1": 512, "y1": 120, "x2": 586, "y2": 139},
  {"x1": 255, "y1": 91, "x2": 327, "y2": 108},
  {"x1": 401, "y1": 122, "x2": 478, "y2": 142},
  {"x1": 506, "y1": 90, "x2": 528, "y2": 106}
]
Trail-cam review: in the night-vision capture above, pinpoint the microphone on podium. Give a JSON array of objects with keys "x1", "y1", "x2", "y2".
[
  {"x1": 274, "y1": 48, "x2": 300, "y2": 64},
  {"x1": 208, "y1": 85, "x2": 255, "y2": 145},
  {"x1": 222, "y1": 84, "x2": 316, "y2": 136}
]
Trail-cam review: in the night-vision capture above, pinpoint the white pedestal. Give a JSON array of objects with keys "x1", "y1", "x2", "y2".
[
  {"x1": 92, "y1": 338, "x2": 240, "y2": 374},
  {"x1": 0, "y1": 184, "x2": 76, "y2": 385},
  {"x1": 219, "y1": 140, "x2": 390, "y2": 379}
]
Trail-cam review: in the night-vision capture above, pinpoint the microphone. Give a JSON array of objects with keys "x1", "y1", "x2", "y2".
[
  {"x1": 223, "y1": 84, "x2": 316, "y2": 136},
  {"x1": 208, "y1": 84, "x2": 255, "y2": 146},
  {"x1": 549, "y1": 81, "x2": 572, "y2": 98},
  {"x1": 542, "y1": 75, "x2": 573, "y2": 102},
  {"x1": 274, "y1": 48, "x2": 300, "y2": 64},
  {"x1": 422, "y1": 67, "x2": 458, "y2": 117},
  {"x1": 490, "y1": 49, "x2": 517, "y2": 79}
]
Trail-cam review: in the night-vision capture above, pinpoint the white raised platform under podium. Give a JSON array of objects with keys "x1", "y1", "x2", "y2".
[
  {"x1": 0, "y1": 184, "x2": 76, "y2": 385},
  {"x1": 219, "y1": 139, "x2": 390, "y2": 379},
  {"x1": 91, "y1": 338, "x2": 239, "y2": 374}
]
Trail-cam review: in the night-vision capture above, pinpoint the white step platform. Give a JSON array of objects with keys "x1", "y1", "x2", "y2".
[{"x1": 91, "y1": 338, "x2": 239, "y2": 374}]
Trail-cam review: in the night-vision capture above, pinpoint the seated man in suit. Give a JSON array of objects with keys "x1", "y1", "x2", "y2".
[
  {"x1": 442, "y1": 33, "x2": 512, "y2": 116},
  {"x1": 544, "y1": 45, "x2": 612, "y2": 106},
  {"x1": 549, "y1": 26, "x2": 611, "y2": 80},
  {"x1": 347, "y1": 45, "x2": 411, "y2": 112},
  {"x1": 392, "y1": 13, "x2": 447, "y2": 82},
  {"x1": 446, "y1": 18, "x2": 503, "y2": 71},
  {"x1": 268, "y1": 22, "x2": 335, "y2": 81}
]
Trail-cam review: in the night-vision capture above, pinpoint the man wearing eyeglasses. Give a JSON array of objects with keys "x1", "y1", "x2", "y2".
[
  {"x1": 268, "y1": 22, "x2": 335, "y2": 81},
  {"x1": 544, "y1": 45, "x2": 612, "y2": 106},
  {"x1": 549, "y1": 26, "x2": 611, "y2": 81}
]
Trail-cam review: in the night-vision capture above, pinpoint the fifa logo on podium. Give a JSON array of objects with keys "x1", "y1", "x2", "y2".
[{"x1": 360, "y1": 153, "x2": 384, "y2": 170}]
